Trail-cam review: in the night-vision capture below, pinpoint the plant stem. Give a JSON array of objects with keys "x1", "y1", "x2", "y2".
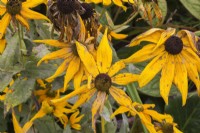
[
  {"x1": 101, "y1": 116, "x2": 105, "y2": 133},
  {"x1": 126, "y1": 83, "x2": 142, "y2": 103}
]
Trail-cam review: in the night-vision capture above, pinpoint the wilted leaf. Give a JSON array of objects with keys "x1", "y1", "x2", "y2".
[
  {"x1": 5, "y1": 78, "x2": 35, "y2": 108},
  {"x1": 165, "y1": 93, "x2": 200, "y2": 133},
  {"x1": 180, "y1": 0, "x2": 200, "y2": 20}
]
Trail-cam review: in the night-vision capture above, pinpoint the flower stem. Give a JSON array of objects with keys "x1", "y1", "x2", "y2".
[
  {"x1": 126, "y1": 83, "x2": 142, "y2": 103},
  {"x1": 101, "y1": 116, "x2": 105, "y2": 133}
]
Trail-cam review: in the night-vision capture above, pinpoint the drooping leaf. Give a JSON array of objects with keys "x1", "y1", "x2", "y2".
[
  {"x1": 180, "y1": 0, "x2": 200, "y2": 20},
  {"x1": 165, "y1": 93, "x2": 200, "y2": 133}
]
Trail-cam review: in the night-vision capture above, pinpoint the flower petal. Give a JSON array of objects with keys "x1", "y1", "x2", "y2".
[
  {"x1": 108, "y1": 60, "x2": 126, "y2": 77},
  {"x1": 72, "y1": 88, "x2": 96, "y2": 109},
  {"x1": 12, "y1": 111, "x2": 23, "y2": 133},
  {"x1": 76, "y1": 41, "x2": 99, "y2": 77},
  {"x1": 103, "y1": 0, "x2": 111, "y2": 5},
  {"x1": 173, "y1": 55, "x2": 188, "y2": 106},
  {"x1": 97, "y1": 28, "x2": 112, "y2": 73},
  {"x1": 160, "y1": 54, "x2": 175, "y2": 104},
  {"x1": 23, "y1": 0, "x2": 46, "y2": 8},
  {"x1": 139, "y1": 52, "x2": 167, "y2": 87},
  {"x1": 111, "y1": 106, "x2": 130, "y2": 119},
  {"x1": 109, "y1": 86, "x2": 132, "y2": 107},
  {"x1": 64, "y1": 57, "x2": 81, "y2": 90},
  {"x1": 112, "y1": 73, "x2": 139, "y2": 85},
  {"x1": 0, "y1": 5, "x2": 6, "y2": 15},
  {"x1": 110, "y1": 31, "x2": 128, "y2": 39},
  {"x1": 0, "y1": 39, "x2": 6, "y2": 53},
  {"x1": 124, "y1": 44, "x2": 164, "y2": 63},
  {"x1": 34, "y1": 39, "x2": 69, "y2": 48},
  {"x1": 21, "y1": 7, "x2": 49, "y2": 21},
  {"x1": 129, "y1": 28, "x2": 164, "y2": 46},
  {"x1": 0, "y1": 13, "x2": 11, "y2": 39},
  {"x1": 74, "y1": 63, "x2": 84, "y2": 89},
  {"x1": 16, "y1": 14, "x2": 30, "y2": 30},
  {"x1": 112, "y1": 0, "x2": 127, "y2": 10},
  {"x1": 91, "y1": 91, "x2": 107, "y2": 131}
]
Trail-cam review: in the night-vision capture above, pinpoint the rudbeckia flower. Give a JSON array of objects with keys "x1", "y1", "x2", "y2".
[
  {"x1": 69, "y1": 111, "x2": 84, "y2": 130},
  {"x1": 0, "y1": 0, "x2": 49, "y2": 39},
  {"x1": 124, "y1": 28, "x2": 200, "y2": 105},
  {"x1": 34, "y1": 15, "x2": 92, "y2": 91},
  {"x1": 51, "y1": 28, "x2": 138, "y2": 131},
  {"x1": 84, "y1": 0, "x2": 135, "y2": 11}
]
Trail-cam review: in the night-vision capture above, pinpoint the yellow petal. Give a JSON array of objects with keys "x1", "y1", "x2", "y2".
[
  {"x1": 97, "y1": 28, "x2": 112, "y2": 73},
  {"x1": 0, "y1": 5, "x2": 6, "y2": 15},
  {"x1": 103, "y1": 0, "x2": 111, "y2": 5},
  {"x1": 23, "y1": 121, "x2": 33, "y2": 133},
  {"x1": 154, "y1": 28, "x2": 176, "y2": 50},
  {"x1": 64, "y1": 57, "x2": 81, "y2": 90},
  {"x1": 23, "y1": 0, "x2": 46, "y2": 8},
  {"x1": 71, "y1": 124, "x2": 81, "y2": 130},
  {"x1": 75, "y1": 41, "x2": 99, "y2": 77},
  {"x1": 37, "y1": 48, "x2": 71, "y2": 66},
  {"x1": 173, "y1": 56, "x2": 188, "y2": 106},
  {"x1": 144, "y1": 110, "x2": 169, "y2": 123},
  {"x1": 21, "y1": 7, "x2": 49, "y2": 22},
  {"x1": 12, "y1": 111, "x2": 23, "y2": 133},
  {"x1": 109, "y1": 86, "x2": 132, "y2": 107},
  {"x1": 74, "y1": 63, "x2": 84, "y2": 89},
  {"x1": 112, "y1": 73, "x2": 139, "y2": 85},
  {"x1": 72, "y1": 88, "x2": 96, "y2": 109},
  {"x1": 112, "y1": 0, "x2": 127, "y2": 10},
  {"x1": 70, "y1": 111, "x2": 84, "y2": 124},
  {"x1": 139, "y1": 52, "x2": 167, "y2": 87},
  {"x1": 0, "y1": 13, "x2": 11, "y2": 39},
  {"x1": 110, "y1": 31, "x2": 128, "y2": 39},
  {"x1": 108, "y1": 60, "x2": 126, "y2": 77},
  {"x1": 160, "y1": 54, "x2": 175, "y2": 104},
  {"x1": 34, "y1": 39, "x2": 69, "y2": 48},
  {"x1": 174, "y1": 127, "x2": 183, "y2": 133},
  {"x1": 91, "y1": 91, "x2": 107, "y2": 131},
  {"x1": 15, "y1": 14, "x2": 29, "y2": 30},
  {"x1": 177, "y1": 30, "x2": 198, "y2": 52},
  {"x1": 46, "y1": 58, "x2": 70, "y2": 81},
  {"x1": 124, "y1": 44, "x2": 164, "y2": 63},
  {"x1": 111, "y1": 106, "x2": 129, "y2": 119},
  {"x1": 51, "y1": 85, "x2": 88, "y2": 103},
  {"x1": 0, "y1": 39, "x2": 6, "y2": 54},
  {"x1": 129, "y1": 28, "x2": 164, "y2": 46}
]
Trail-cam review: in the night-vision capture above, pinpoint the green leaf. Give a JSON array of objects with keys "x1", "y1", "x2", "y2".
[
  {"x1": 5, "y1": 78, "x2": 35, "y2": 108},
  {"x1": 157, "y1": 0, "x2": 167, "y2": 24},
  {"x1": 180, "y1": 0, "x2": 200, "y2": 20},
  {"x1": 35, "y1": 20, "x2": 51, "y2": 39},
  {"x1": 165, "y1": 93, "x2": 200, "y2": 133},
  {"x1": 119, "y1": 114, "x2": 129, "y2": 133},
  {"x1": 0, "y1": 71, "x2": 14, "y2": 91}
]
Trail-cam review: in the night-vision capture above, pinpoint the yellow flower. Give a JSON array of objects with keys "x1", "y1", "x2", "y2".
[
  {"x1": 0, "y1": 0, "x2": 49, "y2": 39},
  {"x1": 51, "y1": 28, "x2": 138, "y2": 131},
  {"x1": 29, "y1": 100, "x2": 74, "y2": 127},
  {"x1": 12, "y1": 110, "x2": 33, "y2": 133},
  {"x1": 34, "y1": 79, "x2": 60, "y2": 103},
  {"x1": 155, "y1": 114, "x2": 182, "y2": 133},
  {"x1": 124, "y1": 28, "x2": 200, "y2": 105},
  {"x1": 85, "y1": 0, "x2": 135, "y2": 11},
  {"x1": 34, "y1": 15, "x2": 92, "y2": 91},
  {"x1": 69, "y1": 111, "x2": 84, "y2": 130}
]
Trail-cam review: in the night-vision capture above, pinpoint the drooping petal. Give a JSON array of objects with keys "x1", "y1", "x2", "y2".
[
  {"x1": 160, "y1": 54, "x2": 175, "y2": 104},
  {"x1": 129, "y1": 28, "x2": 164, "y2": 46},
  {"x1": 173, "y1": 56, "x2": 188, "y2": 106},
  {"x1": 70, "y1": 111, "x2": 84, "y2": 124},
  {"x1": 111, "y1": 106, "x2": 130, "y2": 119},
  {"x1": 144, "y1": 110, "x2": 170, "y2": 123},
  {"x1": 12, "y1": 111, "x2": 23, "y2": 133},
  {"x1": 23, "y1": 0, "x2": 46, "y2": 8},
  {"x1": 23, "y1": 121, "x2": 33, "y2": 133},
  {"x1": 154, "y1": 28, "x2": 176, "y2": 50},
  {"x1": 15, "y1": 14, "x2": 29, "y2": 30},
  {"x1": 109, "y1": 86, "x2": 132, "y2": 107},
  {"x1": 0, "y1": 13, "x2": 11, "y2": 39},
  {"x1": 91, "y1": 91, "x2": 107, "y2": 131},
  {"x1": 64, "y1": 57, "x2": 81, "y2": 90},
  {"x1": 34, "y1": 40, "x2": 69, "y2": 48},
  {"x1": 139, "y1": 52, "x2": 167, "y2": 87},
  {"x1": 0, "y1": 39, "x2": 6, "y2": 53},
  {"x1": 112, "y1": 73, "x2": 139, "y2": 85},
  {"x1": 74, "y1": 63, "x2": 84, "y2": 89},
  {"x1": 97, "y1": 28, "x2": 112, "y2": 73},
  {"x1": 108, "y1": 60, "x2": 126, "y2": 77},
  {"x1": 124, "y1": 44, "x2": 164, "y2": 63},
  {"x1": 77, "y1": 14, "x2": 86, "y2": 42},
  {"x1": 37, "y1": 48, "x2": 72, "y2": 66},
  {"x1": 46, "y1": 58, "x2": 70, "y2": 81},
  {"x1": 76, "y1": 41, "x2": 99, "y2": 77},
  {"x1": 110, "y1": 31, "x2": 128, "y2": 39},
  {"x1": 21, "y1": 7, "x2": 49, "y2": 21},
  {"x1": 112, "y1": 0, "x2": 127, "y2": 10},
  {"x1": 72, "y1": 88, "x2": 96, "y2": 109},
  {"x1": 0, "y1": 5, "x2": 6, "y2": 15}
]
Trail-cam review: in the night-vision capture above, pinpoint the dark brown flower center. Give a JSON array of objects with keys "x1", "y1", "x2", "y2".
[
  {"x1": 57, "y1": 0, "x2": 81, "y2": 14},
  {"x1": 161, "y1": 122, "x2": 174, "y2": 133},
  {"x1": 80, "y1": 3, "x2": 94, "y2": 20},
  {"x1": 6, "y1": 0, "x2": 22, "y2": 16},
  {"x1": 134, "y1": 104, "x2": 144, "y2": 112},
  {"x1": 95, "y1": 73, "x2": 112, "y2": 92},
  {"x1": 164, "y1": 36, "x2": 183, "y2": 55}
]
